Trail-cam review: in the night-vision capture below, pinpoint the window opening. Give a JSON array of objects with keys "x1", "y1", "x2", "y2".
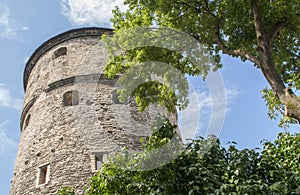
[
  {"x1": 112, "y1": 90, "x2": 129, "y2": 104},
  {"x1": 37, "y1": 163, "x2": 50, "y2": 186},
  {"x1": 63, "y1": 90, "x2": 79, "y2": 106},
  {"x1": 24, "y1": 114, "x2": 31, "y2": 129},
  {"x1": 95, "y1": 153, "x2": 108, "y2": 170},
  {"x1": 53, "y1": 47, "x2": 67, "y2": 59}
]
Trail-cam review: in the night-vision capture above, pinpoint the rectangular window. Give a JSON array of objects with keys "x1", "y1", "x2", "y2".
[
  {"x1": 37, "y1": 163, "x2": 50, "y2": 187},
  {"x1": 95, "y1": 155, "x2": 102, "y2": 170},
  {"x1": 94, "y1": 152, "x2": 108, "y2": 170}
]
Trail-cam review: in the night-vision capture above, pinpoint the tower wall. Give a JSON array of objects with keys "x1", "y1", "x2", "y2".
[{"x1": 10, "y1": 28, "x2": 167, "y2": 194}]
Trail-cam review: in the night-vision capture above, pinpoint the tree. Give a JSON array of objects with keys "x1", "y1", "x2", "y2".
[
  {"x1": 59, "y1": 123, "x2": 300, "y2": 194},
  {"x1": 104, "y1": 0, "x2": 300, "y2": 126}
]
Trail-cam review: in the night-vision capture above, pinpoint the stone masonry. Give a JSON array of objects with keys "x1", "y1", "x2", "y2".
[{"x1": 10, "y1": 27, "x2": 174, "y2": 195}]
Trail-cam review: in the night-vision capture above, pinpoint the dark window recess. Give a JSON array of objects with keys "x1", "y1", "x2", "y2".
[
  {"x1": 53, "y1": 47, "x2": 67, "y2": 59},
  {"x1": 96, "y1": 156, "x2": 102, "y2": 170},
  {"x1": 112, "y1": 90, "x2": 129, "y2": 104},
  {"x1": 24, "y1": 114, "x2": 31, "y2": 129},
  {"x1": 63, "y1": 90, "x2": 79, "y2": 106},
  {"x1": 37, "y1": 164, "x2": 50, "y2": 186},
  {"x1": 95, "y1": 153, "x2": 108, "y2": 170}
]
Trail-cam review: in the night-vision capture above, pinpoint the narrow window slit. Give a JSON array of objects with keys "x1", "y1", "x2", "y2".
[
  {"x1": 53, "y1": 47, "x2": 67, "y2": 59},
  {"x1": 37, "y1": 163, "x2": 50, "y2": 186}
]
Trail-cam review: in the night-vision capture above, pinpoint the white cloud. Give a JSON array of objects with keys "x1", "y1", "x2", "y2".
[
  {"x1": 61, "y1": 0, "x2": 128, "y2": 26},
  {"x1": 0, "y1": 121, "x2": 16, "y2": 154},
  {"x1": 0, "y1": 84, "x2": 23, "y2": 110},
  {"x1": 225, "y1": 87, "x2": 239, "y2": 105},
  {"x1": 0, "y1": 4, "x2": 28, "y2": 39},
  {"x1": 178, "y1": 91, "x2": 209, "y2": 142},
  {"x1": 178, "y1": 86, "x2": 239, "y2": 142}
]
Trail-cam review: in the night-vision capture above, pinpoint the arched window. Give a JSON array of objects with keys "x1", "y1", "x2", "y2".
[
  {"x1": 24, "y1": 114, "x2": 31, "y2": 129},
  {"x1": 63, "y1": 90, "x2": 79, "y2": 106},
  {"x1": 111, "y1": 90, "x2": 121, "y2": 104},
  {"x1": 112, "y1": 90, "x2": 129, "y2": 104},
  {"x1": 53, "y1": 47, "x2": 67, "y2": 59}
]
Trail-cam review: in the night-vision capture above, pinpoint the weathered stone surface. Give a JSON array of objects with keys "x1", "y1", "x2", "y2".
[{"x1": 11, "y1": 27, "x2": 175, "y2": 195}]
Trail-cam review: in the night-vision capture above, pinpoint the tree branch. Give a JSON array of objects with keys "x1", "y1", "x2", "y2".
[
  {"x1": 213, "y1": 19, "x2": 261, "y2": 65},
  {"x1": 175, "y1": 0, "x2": 217, "y2": 18},
  {"x1": 250, "y1": 0, "x2": 267, "y2": 53},
  {"x1": 266, "y1": 20, "x2": 287, "y2": 47}
]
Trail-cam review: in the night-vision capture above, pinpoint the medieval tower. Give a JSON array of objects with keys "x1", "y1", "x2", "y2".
[{"x1": 10, "y1": 27, "x2": 172, "y2": 194}]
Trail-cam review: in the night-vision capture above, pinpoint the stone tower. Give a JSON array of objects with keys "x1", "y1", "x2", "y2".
[{"x1": 10, "y1": 27, "x2": 171, "y2": 194}]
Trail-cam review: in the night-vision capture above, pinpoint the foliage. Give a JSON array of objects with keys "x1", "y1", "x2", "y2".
[
  {"x1": 57, "y1": 187, "x2": 75, "y2": 195},
  {"x1": 85, "y1": 133, "x2": 300, "y2": 194},
  {"x1": 261, "y1": 88, "x2": 298, "y2": 128},
  {"x1": 102, "y1": 30, "x2": 195, "y2": 112},
  {"x1": 104, "y1": 0, "x2": 300, "y2": 125},
  {"x1": 58, "y1": 122, "x2": 300, "y2": 194}
]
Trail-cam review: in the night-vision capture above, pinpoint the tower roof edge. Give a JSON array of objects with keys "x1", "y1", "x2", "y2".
[{"x1": 23, "y1": 27, "x2": 113, "y2": 91}]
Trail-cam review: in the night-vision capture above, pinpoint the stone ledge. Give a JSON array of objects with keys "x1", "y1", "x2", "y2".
[{"x1": 45, "y1": 74, "x2": 119, "y2": 92}]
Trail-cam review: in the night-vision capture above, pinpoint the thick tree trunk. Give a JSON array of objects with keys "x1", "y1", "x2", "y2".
[
  {"x1": 259, "y1": 58, "x2": 300, "y2": 123},
  {"x1": 250, "y1": 0, "x2": 300, "y2": 123},
  {"x1": 281, "y1": 92, "x2": 300, "y2": 123}
]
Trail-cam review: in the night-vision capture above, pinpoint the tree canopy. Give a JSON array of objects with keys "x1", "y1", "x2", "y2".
[
  {"x1": 103, "y1": 0, "x2": 300, "y2": 126},
  {"x1": 59, "y1": 122, "x2": 300, "y2": 194}
]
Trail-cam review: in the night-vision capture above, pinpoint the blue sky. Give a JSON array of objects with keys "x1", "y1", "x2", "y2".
[{"x1": 0, "y1": 0, "x2": 298, "y2": 194}]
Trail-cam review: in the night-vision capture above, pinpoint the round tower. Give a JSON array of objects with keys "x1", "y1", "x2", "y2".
[{"x1": 10, "y1": 27, "x2": 170, "y2": 194}]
